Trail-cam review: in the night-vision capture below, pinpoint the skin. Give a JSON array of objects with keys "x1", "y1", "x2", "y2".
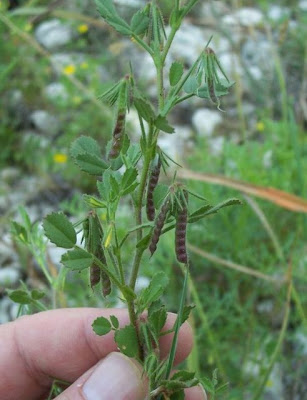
[{"x1": 0, "y1": 308, "x2": 206, "y2": 400}]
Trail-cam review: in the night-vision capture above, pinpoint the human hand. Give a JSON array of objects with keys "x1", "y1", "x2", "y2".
[{"x1": 0, "y1": 308, "x2": 207, "y2": 400}]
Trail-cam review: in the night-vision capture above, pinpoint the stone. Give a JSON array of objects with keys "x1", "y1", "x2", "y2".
[
  {"x1": 35, "y1": 19, "x2": 73, "y2": 50},
  {"x1": 241, "y1": 37, "x2": 274, "y2": 71},
  {"x1": 208, "y1": 136, "x2": 224, "y2": 157},
  {"x1": 263, "y1": 150, "x2": 273, "y2": 169},
  {"x1": 135, "y1": 276, "x2": 150, "y2": 293},
  {"x1": 0, "y1": 167, "x2": 21, "y2": 184},
  {"x1": 158, "y1": 125, "x2": 192, "y2": 161},
  {"x1": 298, "y1": 0, "x2": 307, "y2": 11},
  {"x1": 30, "y1": 110, "x2": 60, "y2": 136},
  {"x1": 192, "y1": 109, "x2": 223, "y2": 137},
  {"x1": 45, "y1": 82, "x2": 68, "y2": 101},
  {"x1": 222, "y1": 8, "x2": 264, "y2": 27}
]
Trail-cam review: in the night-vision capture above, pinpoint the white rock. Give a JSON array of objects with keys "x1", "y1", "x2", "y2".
[
  {"x1": 114, "y1": 0, "x2": 142, "y2": 6},
  {"x1": 30, "y1": 110, "x2": 60, "y2": 136},
  {"x1": 222, "y1": 8, "x2": 264, "y2": 27},
  {"x1": 299, "y1": 0, "x2": 307, "y2": 11},
  {"x1": 35, "y1": 19, "x2": 73, "y2": 50},
  {"x1": 294, "y1": 330, "x2": 307, "y2": 356},
  {"x1": 263, "y1": 150, "x2": 273, "y2": 169},
  {"x1": 267, "y1": 5, "x2": 290, "y2": 21},
  {"x1": 158, "y1": 125, "x2": 192, "y2": 161},
  {"x1": 0, "y1": 268, "x2": 20, "y2": 286},
  {"x1": 135, "y1": 276, "x2": 150, "y2": 293},
  {"x1": 0, "y1": 167, "x2": 20, "y2": 183},
  {"x1": 45, "y1": 82, "x2": 68, "y2": 101},
  {"x1": 264, "y1": 364, "x2": 284, "y2": 400},
  {"x1": 192, "y1": 109, "x2": 223, "y2": 137},
  {"x1": 217, "y1": 53, "x2": 243, "y2": 78},
  {"x1": 50, "y1": 52, "x2": 84, "y2": 75}
]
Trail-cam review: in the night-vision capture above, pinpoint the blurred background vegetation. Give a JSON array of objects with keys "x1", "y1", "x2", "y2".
[{"x1": 0, "y1": 0, "x2": 306, "y2": 399}]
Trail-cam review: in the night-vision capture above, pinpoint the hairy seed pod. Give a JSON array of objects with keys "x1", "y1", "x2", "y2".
[
  {"x1": 146, "y1": 158, "x2": 162, "y2": 221},
  {"x1": 175, "y1": 191, "x2": 188, "y2": 264},
  {"x1": 149, "y1": 197, "x2": 170, "y2": 256},
  {"x1": 208, "y1": 77, "x2": 218, "y2": 106},
  {"x1": 109, "y1": 110, "x2": 126, "y2": 159},
  {"x1": 101, "y1": 270, "x2": 111, "y2": 297},
  {"x1": 90, "y1": 263, "x2": 101, "y2": 288}
]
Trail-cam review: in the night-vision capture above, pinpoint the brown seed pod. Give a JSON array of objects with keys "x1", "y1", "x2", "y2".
[
  {"x1": 208, "y1": 77, "x2": 218, "y2": 106},
  {"x1": 90, "y1": 263, "x2": 101, "y2": 288},
  {"x1": 175, "y1": 190, "x2": 188, "y2": 264},
  {"x1": 101, "y1": 270, "x2": 111, "y2": 297},
  {"x1": 149, "y1": 197, "x2": 170, "y2": 256},
  {"x1": 146, "y1": 158, "x2": 162, "y2": 221},
  {"x1": 109, "y1": 109, "x2": 126, "y2": 159}
]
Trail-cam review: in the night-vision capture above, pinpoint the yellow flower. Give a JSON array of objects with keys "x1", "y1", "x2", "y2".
[
  {"x1": 80, "y1": 62, "x2": 89, "y2": 70},
  {"x1": 78, "y1": 24, "x2": 89, "y2": 34},
  {"x1": 266, "y1": 379, "x2": 273, "y2": 388},
  {"x1": 63, "y1": 64, "x2": 76, "y2": 75},
  {"x1": 256, "y1": 121, "x2": 265, "y2": 132},
  {"x1": 53, "y1": 153, "x2": 68, "y2": 164}
]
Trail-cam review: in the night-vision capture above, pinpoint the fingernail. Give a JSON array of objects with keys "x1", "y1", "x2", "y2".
[
  {"x1": 82, "y1": 352, "x2": 147, "y2": 400},
  {"x1": 198, "y1": 383, "x2": 207, "y2": 400}
]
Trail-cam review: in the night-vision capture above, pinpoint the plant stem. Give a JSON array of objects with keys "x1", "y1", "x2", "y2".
[{"x1": 127, "y1": 298, "x2": 144, "y2": 360}]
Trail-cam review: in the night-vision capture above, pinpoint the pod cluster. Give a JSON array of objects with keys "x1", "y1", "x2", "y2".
[
  {"x1": 149, "y1": 197, "x2": 170, "y2": 256},
  {"x1": 175, "y1": 190, "x2": 188, "y2": 264},
  {"x1": 146, "y1": 157, "x2": 162, "y2": 221}
]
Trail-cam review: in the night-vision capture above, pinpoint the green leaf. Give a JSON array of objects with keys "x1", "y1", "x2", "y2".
[
  {"x1": 61, "y1": 248, "x2": 93, "y2": 271},
  {"x1": 181, "y1": 305, "x2": 195, "y2": 324},
  {"x1": 75, "y1": 153, "x2": 108, "y2": 175},
  {"x1": 183, "y1": 76, "x2": 199, "y2": 94},
  {"x1": 83, "y1": 195, "x2": 107, "y2": 209},
  {"x1": 70, "y1": 136, "x2": 101, "y2": 158},
  {"x1": 153, "y1": 184, "x2": 169, "y2": 209},
  {"x1": 92, "y1": 316, "x2": 112, "y2": 336},
  {"x1": 200, "y1": 377, "x2": 215, "y2": 394},
  {"x1": 136, "y1": 233, "x2": 151, "y2": 251},
  {"x1": 139, "y1": 272, "x2": 169, "y2": 312},
  {"x1": 170, "y1": 62, "x2": 184, "y2": 86},
  {"x1": 7, "y1": 289, "x2": 32, "y2": 305},
  {"x1": 121, "y1": 285, "x2": 137, "y2": 302},
  {"x1": 130, "y1": 9, "x2": 149, "y2": 35},
  {"x1": 95, "y1": 0, "x2": 131, "y2": 36},
  {"x1": 43, "y1": 212, "x2": 76, "y2": 249},
  {"x1": 162, "y1": 371, "x2": 198, "y2": 391},
  {"x1": 154, "y1": 115, "x2": 175, "y2": 134},
  {"x1": 134, "y1": 97, "x2": 155, "y2": 122},
  {"x1": 170, "y1": 390, "x2": 185, "y2": 400},
  {"x1": 122, "y1": 182, "x2": 139, "y2": 196},
  {"x1": 31, "y1": 289, "x2": 45, "y2": 301},
  {"x1": 110, "y1": 315, "x2": 119, "y2": 329},
  {"x1": 189, "y1": 198, "x2": 242, "y2": 223},
  {"x1": 114, "y1": 325, "x2": 139, "y2": 357},
  {"x1": 121, "y1": 168, "x2": 138, "y2": 193},
  {"x1": 148, "y1": 304, "x2": 167, "y2": 336}
]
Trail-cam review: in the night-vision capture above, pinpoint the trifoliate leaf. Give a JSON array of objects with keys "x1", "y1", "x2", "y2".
[
  {"x1": 92, "y1": 316, "x2": 112, "y2": 336},
  {"x1": 154, "y1": 116, "x2": 175, "y2": 134},
  {"x1": 70, "y1": 136, "x2": 101, "y2": 158},
  {"x1": 43, "y1": 212, "x2": 76, "y2": 249},
  {"x1": 61, "y1": 248, "x2": 93, "y2": 270},
  {"x1": 114, "y1": 325, "x2": 139, "y2": 357},
  {"x1": 170, "y1": 62, "x2": 184, "y2": 86}
]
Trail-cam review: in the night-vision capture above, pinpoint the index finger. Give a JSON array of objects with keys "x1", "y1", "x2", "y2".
[{"x1": 0, "y1": 308, "x2": 193, "y2": 400}]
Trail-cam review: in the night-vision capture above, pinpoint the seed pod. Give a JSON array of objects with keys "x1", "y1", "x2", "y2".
[
  {"x1": 90, "y1": 263, "x2": 101, "y2": 288},
  {"x1": 146, "y1": 158, "x2": 162, "y2": 221},
  {"x1": 101, "y1": 270, "x2": 111, "y2": 297},
  {"x1": 149, "y1": 197, "x2": 170, "y2": 256},
  {"x1": 175, "y1": 190, "x2": 188, "y2": 264},
  {"x1": 109, "y1": 110, "x2": 126, "y2": 159},
  {"x1": 208, "y1": 76, "x2": 218, "y2": 106}
]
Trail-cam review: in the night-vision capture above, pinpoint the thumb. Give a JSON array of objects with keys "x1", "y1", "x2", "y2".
[{"x1": 55, "y1": 352, "x2": 148, "y2": 400}]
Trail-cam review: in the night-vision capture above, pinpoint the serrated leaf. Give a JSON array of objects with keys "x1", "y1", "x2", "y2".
[
  {"x1": 139, "y1": 272, "x2": 169, "y2": 312},
  {"x1": 181, "y1": 305, "x2": 195, "y2": 324},
  {"x1": 170, "y1": 62, "x2": 184, "y2": 86},
  {"x1": 170, "y1": 390, "x2": 185, "y2": 400},
  {"x1": 122, "y1": 181, "x2": 139, "y2": 196},
  {"x1": 130, "y1": 9, "x2": 150, "y2": 35},
  {"x1": 162, "y1": 371, "x2": 198, "y2": 391},
  {"x1": 95, "y1": 0, "x2": 131, "y2": 36},
  {"x1": 121, "y1": 168, "x2": 138, "y2": 192},
  {"x1": 154, "y1": 115, "x2": 175, "y2": 134},
  {"x1": 31, "y1": 289, "x2": 45, "y2": 300},
  {"x1": 114, "y1": 325, "x2": 139, "y2": 357},
  {"x1": 7, "y1": 289, "x2": 32, "y2": 305},
  {"x1": 134, "y1": 97, "x2": 155, "y2": 122},
  {"x1": 92, "y1": 316, "x2": 112, "y2": 336},
  {"x1": 148, "y1": 304, "x2": 167, "y2": 336},
  {"x1": 43, "y1": 212, "x2": 76, "y2": 249},
  {"x1": 121, "y1": 285, "x2": 137, "y2": 302},
  {"x1": 110, "y1": 315, "x2": 119, "y2": 329},
  {"x1": 61, "y1": 248, "x2": 93, "y2": 270},
  {"x1": 70, "y1": 136, "x2": 101, "y2": 158},
  {"x1": 74, "y1": 153, "x2": 108, "y2": 175}
]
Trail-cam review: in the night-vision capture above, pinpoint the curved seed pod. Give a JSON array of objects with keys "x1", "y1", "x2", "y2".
[
  {"x1": 149, "y1": 197, "x2": 170, "y2": 256},
  {"x1": 109, "y1": 81, "x2": 127, "y2": 159},
  {"x1": 90, "y1": 264, "x2": 101, "y2": 288},
  {"x1": 146, "y1": 158, "x2": 162, "y2": 221},
  {"x1": 175, "y1": 190, "x2": 188, "y2": 264}
]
